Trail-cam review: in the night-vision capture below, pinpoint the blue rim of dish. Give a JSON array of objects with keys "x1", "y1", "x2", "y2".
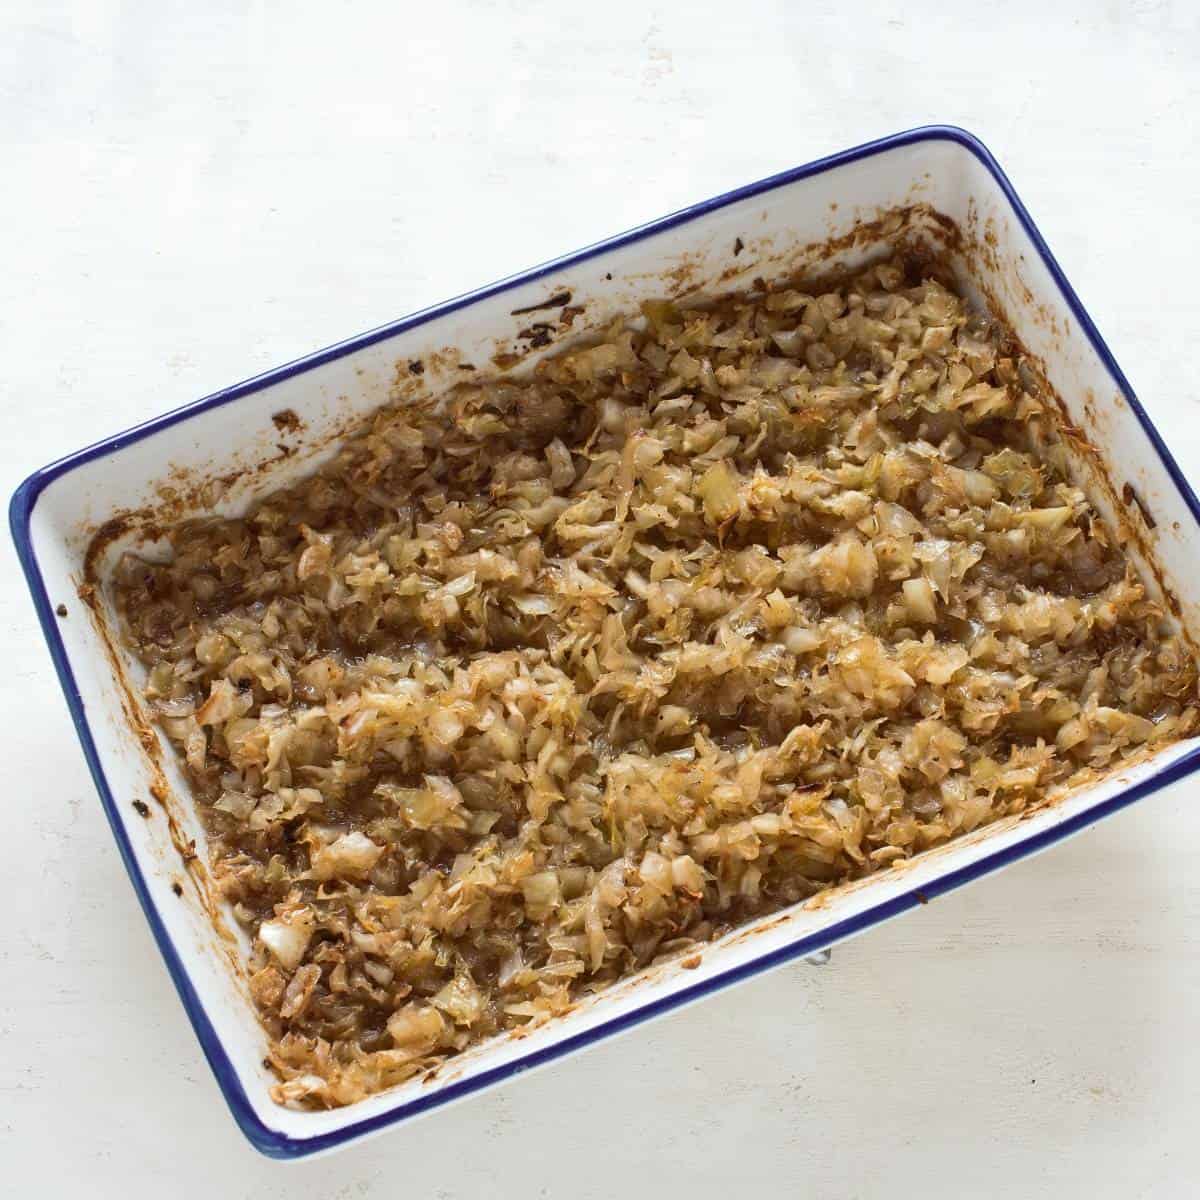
[{"x1": 11, "y1": 124, "x2": 1200, "y2": 1159}]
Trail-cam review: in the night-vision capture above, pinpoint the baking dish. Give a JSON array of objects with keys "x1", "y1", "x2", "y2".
[{"x1": 12, "y1": 125, "x2": 1200, "y2": 1159}]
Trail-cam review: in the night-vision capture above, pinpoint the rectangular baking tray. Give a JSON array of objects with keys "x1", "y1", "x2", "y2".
[{"x1": 12, "y1": 126, "x2": 1200, "y2": 1159}]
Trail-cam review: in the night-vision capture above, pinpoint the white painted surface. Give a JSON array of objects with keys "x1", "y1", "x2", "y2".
[{"x1": 2, "y1": 1, "x2": 1199, "y2": 1194}]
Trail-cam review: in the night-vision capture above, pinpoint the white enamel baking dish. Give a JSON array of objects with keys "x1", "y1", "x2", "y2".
[{"x1": 12, "y1": 126, "x2": 1200, "y2": 1159}]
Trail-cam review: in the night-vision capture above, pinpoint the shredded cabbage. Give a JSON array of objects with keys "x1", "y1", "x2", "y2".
[{"x1": 115, "y1": 257, "x2": 1199, "y2": 1108}]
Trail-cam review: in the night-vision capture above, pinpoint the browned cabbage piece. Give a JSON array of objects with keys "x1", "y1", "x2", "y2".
[{"x1": 113, "y1": 258, "x2": 1200, "y2": 1108}]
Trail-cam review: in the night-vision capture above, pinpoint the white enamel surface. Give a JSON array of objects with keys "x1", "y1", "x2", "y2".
[{"x1": 22, "y1": 128, "x2": 1200, "y2": 1155}]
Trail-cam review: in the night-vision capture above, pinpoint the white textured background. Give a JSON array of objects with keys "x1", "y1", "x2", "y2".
[{"x1": 3, "y1": 2, "x2": 1200, "y2": 1195}]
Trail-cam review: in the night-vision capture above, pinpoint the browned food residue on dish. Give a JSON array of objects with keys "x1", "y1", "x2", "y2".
[
  {"x1": 107, "y1": 253, "x2": 1199, "y2": 1111},
  {"x1": 272, "y1": 409, "x2": 303, "y2": 433},
  {"x1": 510, "y1": 290, "x2": 572, "y2": 316},
  {"x1": 55, "y1": 603, "x2": 68, "y2": 618},
  {"x1": 1123, "y1": 481, "x2": 1158, "y2": 530},
  {"x1": 74, "y1": 555, "x2": 250, "y2": 996},
  {"x1": 132, "y1": 799, "x2": 152, "y2": 818},
  {"x1": 517, "y1": 323, "x2": 555, "y2": 348}
]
